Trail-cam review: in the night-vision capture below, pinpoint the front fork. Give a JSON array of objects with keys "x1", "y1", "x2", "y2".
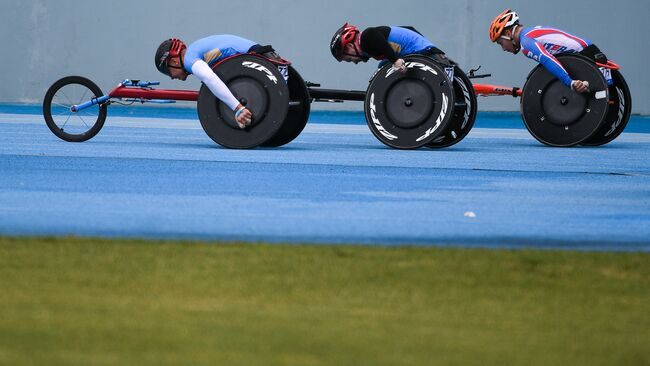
[{"x1": 70, "y1": 95, "x2": 110, "y2": 112}]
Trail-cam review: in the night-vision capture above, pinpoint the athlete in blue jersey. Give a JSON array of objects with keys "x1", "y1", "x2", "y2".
[
  {"x1": 488, "y1": 9, "x2": 605, "y2": 94},
  {"x1": 330, "y1": 23, "x2": 451, "y2": 72},
  {"x1": 155, "y1": 35, "x2": 266, "y2": 128}
]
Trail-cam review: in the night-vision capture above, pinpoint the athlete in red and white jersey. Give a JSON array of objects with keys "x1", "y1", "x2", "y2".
[{"x1": 488, "y1": 9, "x2": 611, "y2": 93}]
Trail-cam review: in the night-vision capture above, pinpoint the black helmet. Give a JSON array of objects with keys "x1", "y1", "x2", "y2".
[{"x1": 154, "y1": 38, "x2": 186, "y2": 76}]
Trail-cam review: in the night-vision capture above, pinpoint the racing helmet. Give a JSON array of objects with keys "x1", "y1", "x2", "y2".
[
  {"x1": 155, "y1": 38, "x2": 186, "y2": 76},
  {"x1": 330, "y1": 23, "x2": 360, "y2": 61},
  {"x1": 489, "y1": 9, "x2": 520, "y2": 42}
]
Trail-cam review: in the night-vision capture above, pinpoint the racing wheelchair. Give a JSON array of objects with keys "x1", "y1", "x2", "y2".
[
  {"x1": 43, "y1": 53, "x2": 310, "y2": 149},
  {"x1": 520, "y1": 53, "x2": 631, "y2": 147},
  {"x1": 307, "y1": 54, "x2": 479, "y2": 149},
  {"x1": 476, "y1": 53, "x2": 631, "y2": 147}
]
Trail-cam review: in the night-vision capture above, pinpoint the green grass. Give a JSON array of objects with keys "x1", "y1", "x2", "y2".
[{"x1": 0, "y1": 236, "x2": 649, "y2": 366}]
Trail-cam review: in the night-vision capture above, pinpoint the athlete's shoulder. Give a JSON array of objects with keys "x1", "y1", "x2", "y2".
[
  {"x1": 362, "y1": 26, "x2": 390, "y2": 34},
  {"x1": 522, "y1": 26, "x2": 591, "y2": 47},
  {"x1": 520, "y1": 26, "x2": 547, "y2": 37},
  {"x1": 360, "y1": 26, "x2": 389, "y2": 42},
  {"x1": 518, "y1": 27, "x2": 539, "y2": 46},
  {"x1": 523, "y1": 26, "x2": 571, "y2": 38},
  {"x1": 389, "y1": 25, "x2": 423, "y2": 36}
]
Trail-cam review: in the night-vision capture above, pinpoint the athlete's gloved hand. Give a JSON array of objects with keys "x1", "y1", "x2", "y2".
[
  {"x1": 571, "y1": 80, "x2": 590, "y2": 93},
  {"x1": 392, "y1": 58, "x2": 406, "y2": 73},
  {"x1": 234, "y1": 104, "x2": 252, "y2": 129}
]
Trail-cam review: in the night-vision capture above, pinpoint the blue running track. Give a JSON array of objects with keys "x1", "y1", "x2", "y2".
[{"x1": 1, "y1": 105, "x2": 649, "y2": 251}]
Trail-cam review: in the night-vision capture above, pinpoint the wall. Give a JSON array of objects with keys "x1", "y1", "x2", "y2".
[{"x1": 1, "y1": 0, "x2": 647, "y2": 113}]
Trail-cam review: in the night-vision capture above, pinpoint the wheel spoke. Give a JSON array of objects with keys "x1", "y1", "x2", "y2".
[
  {"x1": 80, "y1": 108, "x2": 99, "y2": 118},
  {"x1": 60, "y1": 112, "x2": 74, "y2": 129},
  {"x1": 52, "y1": 101, "x2": 71, "y2": 109},
  {"x1": 54, "y1": 110, "x2": 73, "y2": 119},
  {"x1": 76, "y1": 114, "x2": 91, "y2": 129},
  {"x1": 80, "y1": 113, "x2": 98, "y2": 119},
  {"x1": 60, "y1": 90, "x2": 75, "y2": 106},
  {"x1": 53, "y1": 88, "x2": 96, "y2": 130},
  {"x1": 77, "y1": 89, "x2": 89, "y2": 105}
]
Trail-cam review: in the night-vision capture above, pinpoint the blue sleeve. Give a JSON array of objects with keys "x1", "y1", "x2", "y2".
[{"x1": 520, "y1": 36, "x2": 573, "y2": 87}]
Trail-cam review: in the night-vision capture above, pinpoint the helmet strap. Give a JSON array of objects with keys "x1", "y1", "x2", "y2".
[
  {"x1": 500, "y1": 25, "x2": 520, "y2": 52},
  {"x1": 352, "y1": 43, "x2": 362, "y2": 58},
  {"x1": 510, "y1": 25, "x2": 521, "y2": 53},
  {"x1": 178, "y1": 49, "x2": 185, "y2": 70},
  {"x1": 352, "y1": 33, "x2": 369, "y2": 61},
  {"x1": 511, "y1": 25, "x2": 520, "y2": 44},
  {"x1": 168, "y1": 50, "x2": 186, "y2": 74}
]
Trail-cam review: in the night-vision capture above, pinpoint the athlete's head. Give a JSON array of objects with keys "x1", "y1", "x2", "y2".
[
  {"x1": 330, "y1": 23, "x2": 367, "y2": 63},
  {"x1": 489, "y1": 9, "x2": 521, "y2": 54},
  {"x1": 155, "y1": 38, "x2": 188, "y2": 80}
]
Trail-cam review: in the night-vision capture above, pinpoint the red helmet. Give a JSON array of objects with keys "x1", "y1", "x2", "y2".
[
  {"x1": 155, "y1": 38, "x2": 186, "y2": 76},
  {"x1": 330, "y1": 23, "x2": 360, "y2": 61}
]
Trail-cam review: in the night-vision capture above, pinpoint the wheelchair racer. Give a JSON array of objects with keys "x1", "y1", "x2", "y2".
[
  {"x1": 329, "y1": 23, "x2": 456, "y2": 74},
  {"x1": 489, "y1": 9, "x2": 611, "y2": 94},
  {"x1": 155, "y1": 35, "x2": 282, "y2": 129}
]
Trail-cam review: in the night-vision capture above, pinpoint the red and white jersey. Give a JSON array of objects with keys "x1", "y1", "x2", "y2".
[{"x1": 519, "y1": 26, "x2": 593, "y2": 87}]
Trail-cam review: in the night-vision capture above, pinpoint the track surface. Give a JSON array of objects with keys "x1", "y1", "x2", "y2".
[{"x1": 1, "y1": 107, "x2": 649, "y2": 251}]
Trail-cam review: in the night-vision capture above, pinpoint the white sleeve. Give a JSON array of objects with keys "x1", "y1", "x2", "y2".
[{"x1": 190, "y1": 60, "x2": 240, "y2": 110}]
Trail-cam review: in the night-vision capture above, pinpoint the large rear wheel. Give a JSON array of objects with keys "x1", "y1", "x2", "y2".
[
  {"x1": 427, "y1": 65, "x2": 477, "y2": 148},
  {"x1": 364, "y1": 55, "x2": 455, "y2": 149},
  {"x1": 197, "y1": 55, "x2": 289, "y2": 149},
  {"x1": 520, "y1": 54, "x2": 609, "y2": 147},
  {"x1": 580, "y1": 69, "x2": 632, "y2": 146}
]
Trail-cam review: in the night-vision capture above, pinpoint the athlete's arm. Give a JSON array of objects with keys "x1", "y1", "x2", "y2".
[
  {"x1": 191, "y1": 60, "x2": 240, "y2": 110},
  {"x1": 524, "y1": 41, "x2": 589, "y2": 92},
  {"x1": 191, "y1": 60, "x2": 251, "y2": 127},
  {"x1": 521, "y1": 37, "x2": 573, "y2": 88}
]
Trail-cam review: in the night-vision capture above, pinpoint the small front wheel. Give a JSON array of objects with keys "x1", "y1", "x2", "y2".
[{"x1": 43, "y1": 76, "x2": 107, "y2": 142}]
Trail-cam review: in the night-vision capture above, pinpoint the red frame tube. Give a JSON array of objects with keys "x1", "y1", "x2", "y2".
[
  {"x1": 108, "y1": 82, "x2": 524, "y2": 101},
  {"x1": 473, "y1": 59, "x2": 621, "y2": 97},
  {"x1": 108, "y1": 85, "x2": 199, "y2": 101},
  {"x1": 473, "y1": 83, "x2": 522, "y2": 97},
  {"x1": 595, "y1": 60, "x2": 621, "y2": 70}
]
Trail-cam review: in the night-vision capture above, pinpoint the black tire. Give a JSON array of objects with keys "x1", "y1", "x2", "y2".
[
  {"x1": 43, "y1": 76, "x2": 107, "y2": 142},
  {"x1": 262, "y1": 65, "x2": 310, "y2": 147},
  {"x1": 364, "y1": 55, "x2": 455, "y2": 149},
  {"x1": 520, "y1": 54, "x2": 609, "y2": 147},
  {"x1": 580, "y1": 69, "x2": 632, "y2": 146},
  {"x1": 427, "y1": 66, "x2": 477, "y2": 148},
  {"x1": 197, "y1": 55, "x2": 289, "y2": 149}
]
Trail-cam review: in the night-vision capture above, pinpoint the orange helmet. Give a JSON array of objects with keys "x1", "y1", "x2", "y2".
[{"x1": 489, "y1": 9, "x2": 519, "y2": 42}]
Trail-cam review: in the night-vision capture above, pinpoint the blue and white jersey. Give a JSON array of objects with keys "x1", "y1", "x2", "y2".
[
  {"x1": 183, "y1": 35, "x2": 257, "y2": 73},
  {"x1": 519, "y1": 26, "x2": 593, "y2": 87},
  {"x1": 387, "y1": 26, "x2": 436, "y2": 56}
]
